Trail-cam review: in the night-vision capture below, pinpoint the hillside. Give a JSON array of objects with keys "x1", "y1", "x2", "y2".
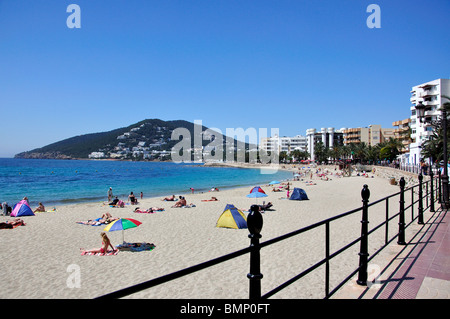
[{"x1": 14, "y1": 119, "x2": 250, "y2": 161}]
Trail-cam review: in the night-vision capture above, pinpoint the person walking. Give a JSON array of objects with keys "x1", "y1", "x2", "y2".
[{"x1": 108, "y1": 187, "x2": 113, "y2": 202}]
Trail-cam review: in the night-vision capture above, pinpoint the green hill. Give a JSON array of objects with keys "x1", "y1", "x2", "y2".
[{"x1": 14, "y1": 119, "x2": 248, "y2": 160}]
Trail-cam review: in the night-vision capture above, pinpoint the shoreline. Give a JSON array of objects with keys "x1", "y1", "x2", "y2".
[
  {"x1": 0, "y1": 159, "x2": 294, "y2": 207},
  {"x1": 0, "y1": 164, "x2": 421, "y2": 299}
]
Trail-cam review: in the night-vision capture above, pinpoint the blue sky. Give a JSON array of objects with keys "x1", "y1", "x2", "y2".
[{"x1": 0, "y1": 0, "x2": 449, "y2": 157}]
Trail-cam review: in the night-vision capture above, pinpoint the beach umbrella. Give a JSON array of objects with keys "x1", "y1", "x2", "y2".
[
  {"x1": 246, "y1": 186, "x2": 268, "y2": 198},
  {"x1": 246, "y1": 186, "x2": 268, "y2": 205},
  {"x1": 103, "y1": 218, "x2": 142, "y2": 243}
]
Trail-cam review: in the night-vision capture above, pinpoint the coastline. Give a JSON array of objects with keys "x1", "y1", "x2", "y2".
[
  {"x1": 0, "y1": 159, "x2": 294, "y2": 207},
  {"x1": 0, "y1": 164, "x2": 421, "y2": 299}
]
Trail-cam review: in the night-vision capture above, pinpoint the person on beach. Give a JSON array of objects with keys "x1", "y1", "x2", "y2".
[
  {"x1": 201, "y1": 197, "x2": 218, "y2": 202},
  {"x1": 140, "y1": 192, "x2": 143, "y2": 199},
  {"x1": 128, "y1": 192, "x2": 138, "y2": 205},
  {"x1": 77, "y1": 213, "x2": 117, "y2": 225},
  {"x1": 108, "y1": 187, "x2": 113, "y2": 202},
  {"x1": 0, "y1": 218, "x2": 26, "y2": 229},
  {"x1": 80, "y1": 232, "x2": 116, "y2": 255},
  {"x1": 162, "y1": 195, "x2": 175, "y2": 201},
  {"x1": 134, "y1": 207, "x2": 164, "y2": 213},
  {"x1": 102, "y1": 212, "x2": 118, "y2": 223},
  {"x1": 33, "y1": 202, "x2": 45, "y2": 213},
  {"x1": 171, "y1": 196, "x2": 187, "y2": 207},
  {"x1": 109, "y1": 196, "x2": 119, "y2": 206}
]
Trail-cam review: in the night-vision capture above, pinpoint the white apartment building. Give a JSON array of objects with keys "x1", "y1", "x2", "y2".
[
  {"x1": 260, "y1": 134, "x2": 307, "y2": 153},
  {"x1": 306, "y1": 128, "x2": 345, "y2": 161},
  {"x1": 409, "y1": 78, "x2": 450, "y2": 165}
]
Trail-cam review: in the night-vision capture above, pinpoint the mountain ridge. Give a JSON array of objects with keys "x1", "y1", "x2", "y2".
[
  {"x1": 14, "y1": 119, "x2": 211, "y2": 160},
  {"x1": 14, "y1": 119, "x2": 251, "y2": 161}
]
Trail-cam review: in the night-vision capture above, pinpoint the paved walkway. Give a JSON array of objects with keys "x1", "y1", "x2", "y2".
[
  {"x1": 375, "y1": 208, "x2": 450, "y2": 299},
  {"x1": 334, "y1": 208, "x2": 450, "y2": 299}
]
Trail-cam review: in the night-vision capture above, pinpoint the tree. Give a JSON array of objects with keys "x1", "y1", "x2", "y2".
[
  {"x1": 314, "y1": 142, "x2": 329, "y2": 163},
  {"x1": 291, "y1": 149, "x2": 310, "y2": 162}
]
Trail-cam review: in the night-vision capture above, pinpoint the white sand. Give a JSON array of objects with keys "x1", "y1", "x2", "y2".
[{"x1": 0, "y1": 165, "x2": 427, "y2": 299}]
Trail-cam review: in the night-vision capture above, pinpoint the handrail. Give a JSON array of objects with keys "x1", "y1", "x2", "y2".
[{"x1": 96, "y1": 173, "x2": 440, "y2": 299}]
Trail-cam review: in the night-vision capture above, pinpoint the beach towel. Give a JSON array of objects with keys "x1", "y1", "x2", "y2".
[
  {"x1": 35, "y1": 209, "x2": 57, "y2": 214},
  {"x1": 81, "y1": 250, "x2": 119, "y2": 256},
  {"x1": 116, "y1": 242, "x2": 156, "y2": 252}
]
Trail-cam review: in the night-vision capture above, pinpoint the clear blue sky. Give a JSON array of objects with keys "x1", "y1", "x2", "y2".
[{"x1": 1, "y1": 0, "x2": 449, "y2": 157}]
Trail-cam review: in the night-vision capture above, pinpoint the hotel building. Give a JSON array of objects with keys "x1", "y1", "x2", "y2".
[
  {"x1": 260, "y1": 134, "x2": 308, "y2": 154},
  {"x1": 342, "y1": 125, "x2": 395, "y2": 147},
  {"x1": 392, "y1": 118, "x2": 412, "y2": 157},
  {"x1": 409, "y1": 78, "x2": 450, "y2": 165},
  {"x1": 306, "y1": 128, "x2": 345, "y2": 161}
]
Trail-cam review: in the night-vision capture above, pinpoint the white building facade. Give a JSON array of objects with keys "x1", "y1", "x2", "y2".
[
  {"x1": 260, "y1": 134, "x2": 307, "y2": 154},
  {"x1": 306, "y1": 128, "x2": 345, "y2": 161},
  {"x1": 409, "y1": 78, "x2": 450, "y2": 165}
]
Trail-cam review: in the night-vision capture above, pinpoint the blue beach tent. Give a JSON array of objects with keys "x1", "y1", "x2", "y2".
[
  {"x1": 289, "y1": 188, "x2": 309, "y2": 201},
  {"x1": 216, "y1": 204, "x2": 247, "y2": 229},
  {"x1": 11, "y1": 200, "x2": 35, "y2": 217}
]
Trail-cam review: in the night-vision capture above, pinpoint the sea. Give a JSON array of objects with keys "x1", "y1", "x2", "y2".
[{"x1": 0, "y1": 158, "x2": 293, "y2": 207}]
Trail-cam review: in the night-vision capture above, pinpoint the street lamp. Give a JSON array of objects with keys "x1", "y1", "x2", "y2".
[{"x1": 415, "y1": 100, "x2": 449, "y2": 209}]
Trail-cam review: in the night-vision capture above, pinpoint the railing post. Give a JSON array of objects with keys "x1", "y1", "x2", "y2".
[
  {"x1": 438, "y1": 171, "x2": 442, "y2": 203},
  {"x1": 430, "y1": 167, "x2": 435, "y2": 212},
  {"x1": 357, "y1": 184, "x2": 370, "y2": 286},
  {"x1": 397, "y1": 177, "x2": 406, "y2": 245},
  {"x1": 247, "y1": 204, "x2": 263, "y2": 299},
  {"x1": 418, "y1": 174, "x2": 424, "y2": 225}
]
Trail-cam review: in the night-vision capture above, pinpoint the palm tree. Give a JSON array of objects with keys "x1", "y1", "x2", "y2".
[
  {"x1": 377, "y1": 137, "x2": 403, "y2": 161},
  {"x1": 366, "y1": 145, "x2": 379, "y2": 164},
  {"x1": 354, "y1": 142, "x2": 369, "y2": 163},
  {"x1": 314, "y1": 142, "x2": 329, "y2": 163}
]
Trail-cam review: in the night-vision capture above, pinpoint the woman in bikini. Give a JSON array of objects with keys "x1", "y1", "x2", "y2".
[
  {"x1": 128, "y1": 192, "x2": 138, "y2": 205},
  {"x1": 80, "y1": 232, "x2": 116, "y2": 254}
]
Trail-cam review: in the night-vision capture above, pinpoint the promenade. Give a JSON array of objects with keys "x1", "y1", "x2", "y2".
[{"x1": 334, "y1": 207, "x2": 450, "y2": 299}]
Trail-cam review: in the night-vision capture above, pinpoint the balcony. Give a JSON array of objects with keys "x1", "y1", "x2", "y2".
[
  {"x1": 423, "y1": 100, "x2": 438, "y2": 106},
  {"x1": 424, "y1": 110, "x2": 438, "y2": 117},
  {"x1": 422, "y1": 90, "x2": 438, "y2": 97}
]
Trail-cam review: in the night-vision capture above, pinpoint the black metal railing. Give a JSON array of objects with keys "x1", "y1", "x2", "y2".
[{"x1": 96, "y1": 173, "x2": 441, "y2": 299}]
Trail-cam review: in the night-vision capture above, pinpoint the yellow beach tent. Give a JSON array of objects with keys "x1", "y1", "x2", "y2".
[{"x1": 216, "y1": 204, "x2": 247, "y2": 229}]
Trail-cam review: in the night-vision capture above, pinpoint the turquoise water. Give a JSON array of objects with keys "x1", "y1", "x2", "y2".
[{"x1": 0, "y1": 159, "x2": 292, "y2": 207}]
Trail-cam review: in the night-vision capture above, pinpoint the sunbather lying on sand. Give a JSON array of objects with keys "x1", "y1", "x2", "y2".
[
  {"x1": 77, "y1": 213, "x2": 118, "y2": 225},
  {"x1": 162, "y1": 195, "x2": 176, "y2": 201},
  {"x1": 134, "y1": 207, "x2": 165, "y2": 213},
  {"x1": 0, "y1": 218, "x2": 26, "y2": 229},
  {"x1": 258, "y1": 202, "x2": 273, "y2": 211},
  {"x1": 201, "y1": 197, "x2": 218, "y2": 202}
]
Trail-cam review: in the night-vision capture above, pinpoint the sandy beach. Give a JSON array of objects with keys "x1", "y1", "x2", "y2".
[{"x1": 0, "y1": 165, "x2": 425, "y2": 299}]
